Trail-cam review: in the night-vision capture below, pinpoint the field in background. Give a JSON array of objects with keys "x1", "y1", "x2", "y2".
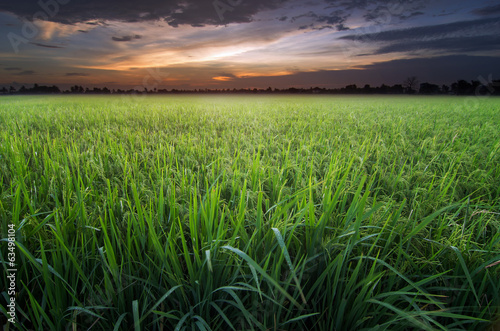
[{"x1": 1, "y1": 95, "x2": 499, "y2": 330}]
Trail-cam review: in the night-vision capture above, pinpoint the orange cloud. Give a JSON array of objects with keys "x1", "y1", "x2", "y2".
[{"x1": 212, "y1": 76, "x2": 234, "y2": 81}]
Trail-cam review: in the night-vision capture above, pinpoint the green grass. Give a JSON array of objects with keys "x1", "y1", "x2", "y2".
[{"x1": 1, "y1": 95, "x2": 499, "y2": 330}]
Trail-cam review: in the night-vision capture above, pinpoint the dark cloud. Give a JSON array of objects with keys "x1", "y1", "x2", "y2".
[
  {"x1": 166, "y1": 1, "x2": 289, "y2": 27},
  {"x1": 291, "y1": 0, "x2": 427, "y2": 31},
  {"x1": 291, "y1": 11, "x2": 314, "y2": 22},
  {"x1": 334, "y1": 0, "x2": 368, "y2": 11},
  {"x1": 0, "y1": 0, "x2": 442, "y2": 31},
  {"x1": 291, "y1": 9, "x2": 350, "y2": 31},
  {"x1": 363, "y1": 5, "x2": 424, "y2": 22},
  {"x1": 339, "y1": 17, "x2": 500, "y2": 43},
  {"x1": 112, "y1": 35, "x2": 142, "y2": 42},
  {"x1": 338, "y1": 17, "x2": 500, "y2": 55},
  {"x1": 472, "y1": 4, "x2": 500, "y2": 16},
  {"x1": 65, "y1": 73, "x2": 90, "y2": 77},
  {"x1": 372, "y1": 35, "x2": 500, "y2": 55},
  {"x1": 30, "y1": 42, "x2": 64, "y2": 48},
  {"x1": 435, "y1": 10, "x2": 457, "y2": 17},
  {"x1": 0, "y1": 0, "x2": 289, "y2": 26},
  {"x1": 317, "y1": 11, "x2": 347, "y2": 25},
  {"x1": 399, "y1": 11, "x2": 424, "y2": 19},
  {"x1": 4, "y1": 67, "x2": 21, "y2": 71},
  {"x1": 336, "y1": 23, "x2": 349, "y2": 31},
  {"x1": 14, "y1": 70, "x2": 35, "y2": 76},
  {"x1": 325, "y1": 0, "x2": 427, "y2": 23},
  {"x1": 217, "y1": 73, "x2": 236, "y2": 78},
  {"x1": 85, "y1": 21, "x2": 108, "y2": 26}
]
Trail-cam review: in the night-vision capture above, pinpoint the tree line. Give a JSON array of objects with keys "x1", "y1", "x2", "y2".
[{"x1": 1, "y1": 78, "x2": 499, "y2": 96}]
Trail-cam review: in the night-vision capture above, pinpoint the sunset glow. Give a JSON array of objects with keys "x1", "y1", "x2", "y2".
[{"x1": 0, "y1": 0, "x2": 499, "y2": 90}]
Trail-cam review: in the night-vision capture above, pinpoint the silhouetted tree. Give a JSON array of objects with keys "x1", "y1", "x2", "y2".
[
  {"x1": 390, "y1": 84, "x2": 404, "y2": 94},
  {"x1": 419, "y1": 83, "x2": 440, "y2": 95},
  {"x1": 403, "y1": 76, "x2": 419, "y2": 94},
  {"x1": 379, "y1": 84, "x2": 390, "y2": 94},
  {"x1": 2, "y1": 78, "x2": 495, "y2": 96},
  {"x1": 492, "y1": 80, "x2": 500, "y2": 95},
  {"x1": 345, "y1": 84, "x2": 357, "y2": 93},
  {"x1": 70, "y1": 85, "x2": 84, "y2": 93},
  {"x1": 451, "y1": 80, "x2": 473, "y2": 95}
]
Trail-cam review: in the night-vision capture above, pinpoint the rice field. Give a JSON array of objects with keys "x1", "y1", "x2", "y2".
[{"x1": 1, "y1": 95, "x2": 499, "y2": 330}]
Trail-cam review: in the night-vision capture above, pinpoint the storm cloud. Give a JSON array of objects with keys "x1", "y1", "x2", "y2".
[
  {"x1": 339, "y1": 17, "x2": 500, "y2": 43},
  {"x1": 0, "y1": 0, "x2": 290, "y2": 26},
  {"x1": 112, "y1": 35, "x2": 142, "y2": 42},
  {"x1": 1, "y1": 0, "x2": 498, "y2": 90},
  {"x1": 339, "y1": 17, "x2": 500, "y2": 55}
]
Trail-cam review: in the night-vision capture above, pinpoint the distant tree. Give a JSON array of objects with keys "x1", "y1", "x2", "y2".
[
  {"x1": 390, "y1": 84, "x2": 404, "y2": 94},
  {"x1": 312, "y1": 87, "x2": 324, "y2": 94},
  {"x1": 379, "y1": 84, "x2": 390, "y2": 94},
  {"x1": 9, "y1": 86, "x2": 16, "y2": 93},
  {"x1": 403, "y1": 76, "x2": 419, "y2": 94},
  {"x1": 343, "y1": 84, "x2": 358, "y2": 94},
  {"x1": 451, "y1": 80, "x2": 473, "y2": 95},
  {"x1": 492, "y1": 80, "x2": 500, "y2": 95},
  {"x1": 419, "y1": 82, "x2": 440, "y2": 95},
  {"x1": 441, "y1": 85, "x2": 450, "y2": 94},
  {"x1": 0, "y1": 87, "x2": 7, "y2": 94},
  {"x1": 70, "y1": 85, "x2": 84, "y2": 93}
]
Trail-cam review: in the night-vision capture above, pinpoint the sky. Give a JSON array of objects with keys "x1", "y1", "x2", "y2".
[{"x1": 0, "y1": 0, "x2": 499, "y2": 90}]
